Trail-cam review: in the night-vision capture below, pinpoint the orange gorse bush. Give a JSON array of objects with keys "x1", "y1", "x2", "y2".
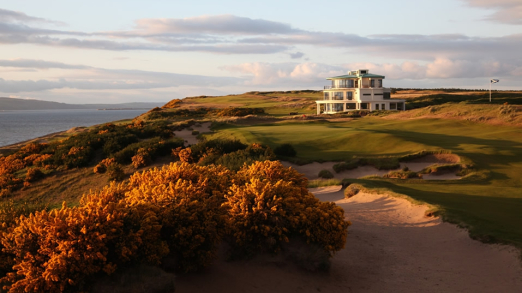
[{"x1": 0, "y1": 161, "x2": 349, "y2": 292}]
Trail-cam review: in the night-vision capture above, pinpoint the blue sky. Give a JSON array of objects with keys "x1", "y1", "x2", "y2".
[{"x1": 0, "y1": 0, "x2": 520, "y2": 103}]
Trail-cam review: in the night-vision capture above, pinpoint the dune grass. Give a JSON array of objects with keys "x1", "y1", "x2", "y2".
[{"x1": 206, "y1": 117, "x2": 522, "y2": 248}]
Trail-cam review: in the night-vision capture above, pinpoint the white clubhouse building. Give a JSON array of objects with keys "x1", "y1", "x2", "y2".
[{"x1": 316, "y1": 69, "x2": 405, "y2": 114}]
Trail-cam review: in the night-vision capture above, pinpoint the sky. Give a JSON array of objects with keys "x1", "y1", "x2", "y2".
[{"x1": 0, "y1": 0, "x2": 520, "y2": 104}]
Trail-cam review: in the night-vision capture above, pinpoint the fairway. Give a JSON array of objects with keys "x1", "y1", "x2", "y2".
[{"x1": 208, "y1": 117, "x2": 522, "y2": 247}]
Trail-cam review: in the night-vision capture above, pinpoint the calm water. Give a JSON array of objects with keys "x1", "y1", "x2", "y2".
[{"x1": 0, "y1": 109, "x2": 148, "y2": 147}]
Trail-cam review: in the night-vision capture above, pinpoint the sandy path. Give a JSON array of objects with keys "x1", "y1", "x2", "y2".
[
  {"x1": 176, "y1": 186, "x2": 522, "y2": 293},
  {"x1": 173, "y1": 122, "x2": 211, "y2": 146}
]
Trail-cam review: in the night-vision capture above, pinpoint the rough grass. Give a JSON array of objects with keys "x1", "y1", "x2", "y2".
[
  {"x1": 207, "y1": 116, "x2": 522, "y2": 248},
  {"x1": 308, "y1": 178, "x2": 341, "y2": 188}
]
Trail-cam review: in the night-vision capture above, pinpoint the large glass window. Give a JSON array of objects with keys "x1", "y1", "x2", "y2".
[
  {"x1": 346, "y1": 103, "x2": 356, "y2": 109},
  {"x1": 324, "y1": 92, "x2": 329, "y2": 100},
  {"x1": 332, "y1": 92, "x2": 344, "y2": 100},
  {"x1": 346, "y1": 92, "x2": 353, "y2": 100},
  {"x1": 390, "y1": 103, "x2": 397, "y2": 110},
  {"x1": 370, "y1": 79, "x2": 375, "y2": 87},
  {"x1": 333, "y1": 103, "x2": 344, "y2": 112},
  {"x1": 360, "y1": 103, "x2": 368, "y2": 110},
  {"x1": 378, "y1": 79, "x2": 382, "y2": 88},
  {"x1": 348, "y1": 80, "x2": 354, "y2": 88}
]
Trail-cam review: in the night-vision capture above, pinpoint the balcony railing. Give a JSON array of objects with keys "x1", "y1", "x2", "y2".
[{"x1": 324, "y1": 85, "x2": 383, "y2": 89}]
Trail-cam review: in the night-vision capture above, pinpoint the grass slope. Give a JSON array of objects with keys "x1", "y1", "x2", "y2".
[{"x1": 206, "y1": 117, "x2": 522, "y2": 247}]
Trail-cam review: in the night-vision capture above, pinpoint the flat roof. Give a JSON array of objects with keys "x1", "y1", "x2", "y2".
[{"x1": 327, "y1": 73, "x2": 385, "y2": 80}]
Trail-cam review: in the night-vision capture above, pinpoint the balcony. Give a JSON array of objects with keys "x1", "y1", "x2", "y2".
[
  {"x1": 324, "y1": 85, "x2": 355, "y2": 89},
  {"x1": 324, "y1": 85, "x2": 384, "y2": 90}
]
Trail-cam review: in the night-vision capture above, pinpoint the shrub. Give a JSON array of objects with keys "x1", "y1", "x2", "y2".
[
  {"x1": 93, "y1": 164, "x2": 107, "y2": 174},
  {"x1": 131, "y1": 148, "x2": 151, "y2": 169},
  {"x1": 274, "y1": 143, "x2": 297, "y2": 157},
  {"x1": 0, "y1": 161, "x2": 350, "y2": 290},
  {"x1": 383, "y1": 169, "x2": 420, "y2": 179},
  {"x1": 332, "y1": 160, "x2": 359, "y2": 173},
  {"x1": 344, "y1": 184, "x2": 360, "y2": 198},
  {"x1": 318, "y1": 169, "x2": 334, "y2": 179},
  {"x1": 178, "y1": 148, "x2": 193, "y2": 163},
  {"x1": 25, "y1": 168, "x2": 44, "y2": 182},
  {"x1": 211, "y1": 143, "x2": 275, "y2": 171},
  {"x1": 107, "y1": 163, "x2": 125, "y2": 181}
]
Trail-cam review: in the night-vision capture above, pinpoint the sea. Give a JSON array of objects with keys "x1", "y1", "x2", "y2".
[{"x1": 0, "y1": 109, "x2": 148, "y2": 147}]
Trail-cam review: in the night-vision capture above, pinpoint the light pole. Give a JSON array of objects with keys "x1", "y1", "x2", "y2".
[{"x1": 490, "y1": 79, "x2": 499, "y2": 102}]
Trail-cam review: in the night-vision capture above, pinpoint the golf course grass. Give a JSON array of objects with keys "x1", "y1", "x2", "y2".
[{"x1": 207, "y1": 117, "x2": 522, "y2": 248}]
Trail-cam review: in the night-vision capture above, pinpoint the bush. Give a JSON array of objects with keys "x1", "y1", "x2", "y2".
[
  {"x1": 274, "y1": 143, "x2": 297, "y2": 157},
  {"x1": 344, "y1": 184, "x2": 360, "y2": 198},
  {"x1": 0, "y1": 161, "x2": 350, "y2": 290},
  {"x1": 131, "y1": 148, "x2": 151, "y2": 169},
  {"x1": 332, "y1": 160, "x2": 359, "y2": 173},
  {"x1": 383, "y1": 169, "x2": 421, "y2": 179},
  {"x1": 107, "y1": 163, "x2": 125, "y2": 181},
  {"x1": 318, "y1": 169, "x2": 334, "y2": 179},
  {"x1": 25, "y1": 168, "x2": 44, "y2": 182}
]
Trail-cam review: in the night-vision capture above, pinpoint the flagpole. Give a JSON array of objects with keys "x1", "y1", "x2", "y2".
[{"x1": 490, "y1": 81, "x2": 491, "y2": 102}]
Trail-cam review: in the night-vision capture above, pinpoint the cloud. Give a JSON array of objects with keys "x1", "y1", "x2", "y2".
[
  {"x1": 0, "y1": 59, "x2": 90, "y2": 69},
  {"x1": 288, "y1": 52, "x2": 304, "y2": 59},
  {"x1": 0, "y1": 8, "x2": 63, "y2": 25},
  {"x1": 462, "y1": 0, "x2": 522, "y2": 25},
  {"x1": 0, "y1": 59, "x2": 243, "y2": 93},
  {"x1": 222, "y1": 59, "x2": 522, "y2": 87},
  {"x1": 221, "y1": 62, "x2": 344, "y2": 86},
  {"x1": 132, "y1": 15, "x2": 298, "y2": 35},
  {"x1": 0, "y1": 8, "x2": 520, "y2": 61}
]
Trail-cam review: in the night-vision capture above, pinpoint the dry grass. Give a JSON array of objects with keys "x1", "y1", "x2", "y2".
[{"x1": 386, "y1": 103, "x2": 522, "y2": 126}]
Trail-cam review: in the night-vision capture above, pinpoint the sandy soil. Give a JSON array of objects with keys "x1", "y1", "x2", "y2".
[
  {"x1": 176, "y1": 186, "x2": 522, "y2": 293},
  {"x1": 282, "y1": 154, "x2": 461, "y2": 181},
  {"x1": 173, "y1": 122, "x2": 211, "y2": 146}
]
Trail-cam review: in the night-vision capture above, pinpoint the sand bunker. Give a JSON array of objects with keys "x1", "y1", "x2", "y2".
[
  {"x1": 176, "y1": 186, "x2": 522, "y2": 292},
  {"x1": 282, "y1": 154, "x2": 461, "y2": 181},
  {"x1": 173, "y1": 122, "x2": 211, "y2": 146}
]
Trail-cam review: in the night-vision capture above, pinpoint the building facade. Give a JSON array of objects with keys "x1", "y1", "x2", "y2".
[{"x1": 316, "y1": 69, "x2": 405, "y2": 114}]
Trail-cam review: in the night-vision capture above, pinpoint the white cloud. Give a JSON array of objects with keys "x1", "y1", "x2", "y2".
[
  {"x1": 132, "y1": 15, "x2": 297, "y2": 35},
  {"x1": 462, "y1": 0, "x2": 522, "y2": 25}
]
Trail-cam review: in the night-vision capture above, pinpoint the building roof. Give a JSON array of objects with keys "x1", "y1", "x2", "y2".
[{"x1": 327, "y1": 73, "x2": 385, "y2": 80}]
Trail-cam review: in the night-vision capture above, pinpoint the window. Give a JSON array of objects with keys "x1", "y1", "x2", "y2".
[
  {"x1": 332, "y1": 92, "x2": 344, "y2": 100},
  {"x1": 370, "y1": 79, "x2": 375, "y2": 87},
  {"x1": 360, "y1": 70, "x2": 367, "y2": 74},
  {"x1": 324, "y1": 92, "x2": 329, "y2": 100},
  {"x1": 348, "y1": 79, "x2": 354, "y2": 88},
  {"x1": 383, "y1": 92, "x2": 391, "y2": 99},
  {"x1": 374, "y1": 93, "x2": 383, "y2": 96},
  {"x1": 363, "y1": 93, "x2": 371, "y2": 96},
  {"x1": 378, "y1": 79, "x2": 382, "y2": 88},
  {"x1": 390, "y1": 103, "x2": 397, "y2": 110},
  {"x1": 346, "y1": 92, "x2": 353, "y2": 100},
  {"x1": 333, "y1": 103, "x2": 344, "y2": 112},
  {"x1": 382, "y1": 104, "x2": 385, "y2": 110},
  {"x1": 354, "y1": 80, "x2": 359, "y2": 88},
  {"x1": 375, "y1": 104, "x2": 379, "y2": 110},
  {"x1": 360, "y1": 103, "x2": 368, "y2": 110},
  {"x1": 346, "y1": 103, "x2": 356, "y2": 109},
  {"x1": 397, "y1": 103, "x2": 404, "y2": 110}
]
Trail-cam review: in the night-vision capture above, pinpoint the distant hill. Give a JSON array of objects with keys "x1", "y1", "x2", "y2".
[{"x1": 0, "y1": 97, "x2": 164, "y2": 110}]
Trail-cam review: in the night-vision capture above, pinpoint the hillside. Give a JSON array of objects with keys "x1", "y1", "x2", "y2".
[
  {"x1": 1, "y1": 88, "x2": 522, "y2": 292},
  {"x1": 0, "y1": 97, "x2": 164, "y2": 110}
]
